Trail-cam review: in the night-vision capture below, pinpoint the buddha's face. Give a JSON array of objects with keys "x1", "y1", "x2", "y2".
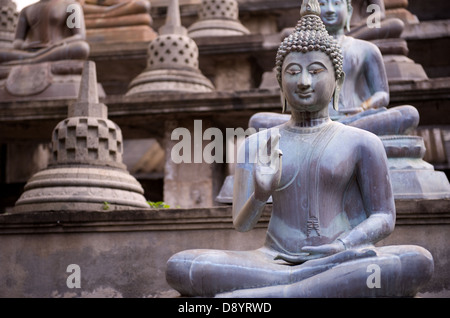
[
  {"x1": 318, "y1": 0, "x2": 349, "y2": 33},
  {"x1": 281, "y1": 51, "x2": 336, "y2": 113}
]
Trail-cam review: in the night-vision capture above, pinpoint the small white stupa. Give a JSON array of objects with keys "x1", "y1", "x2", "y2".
[{"x1": 126, "y1": 0, "x2": 214, "y2": 95}]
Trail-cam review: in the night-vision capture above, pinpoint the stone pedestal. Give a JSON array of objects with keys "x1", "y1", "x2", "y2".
[
  {"x1": 382, "y1": 135, "x2": 450, "y2": 199},
  {"x1": 87, "y1": 25, "x2": 157, "y2": 44},
  {"x1": 14, "y1": 61, "x2": 149, "y2": 213},
  {"x1": 383, "y1": 53, "x2": 429, "y2": 83},
  {"x1": 0, "y1": 60, "x2": 84, "y2": 102},
  {"x1": 1, "y1": 200, "x2": 448, "y2": 297},
  {"x1": 0, "y1": 60, "x2": 104, "y2": 102}
]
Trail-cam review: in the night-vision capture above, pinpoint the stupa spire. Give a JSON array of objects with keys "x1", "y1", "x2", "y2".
[
  {"x1": 68, "y1": 61, "x2": 107, "y2": 118},
  {"x1": 159, "y1": 0, "x2": 186, "y2": 36}
]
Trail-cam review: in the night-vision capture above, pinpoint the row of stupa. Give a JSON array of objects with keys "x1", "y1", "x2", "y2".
[
  {"x1": 126, "y1": 0, "x2": 249, "y2": 95},
  {"x1": 11, "y1": 0, "x2": 248, "y2": 212},
  {"x1": 0, "y1": 0, "x2": 248, "y2": 96}
]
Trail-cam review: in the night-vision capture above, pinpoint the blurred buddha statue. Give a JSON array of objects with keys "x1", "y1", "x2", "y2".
[
  {"x1": 346, "y1": 0, "x2": 404, "y2": 41},
  {"x1": 80, "y1": 0, "x2": 157, "y2": 44},
  {"x1": 0, "y1": 0, "x2": 102, "y2": 101},
  {"x1": 239, "y1": 0, "x2": 449, "y2": 203},
  {"x1": 0, "y1": 0, "x2": 89, "y2": 65},
  {"x1": 253, "y1": 0, "x2": 419, "y2": 136}
]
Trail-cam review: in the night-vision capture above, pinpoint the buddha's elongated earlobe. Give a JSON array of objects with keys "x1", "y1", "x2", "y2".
[
  {"x1": 346, "y1": 5, "x2": 353, "y2": 33},
  {"x1": 280, "y1": 89, "x2": 287, "y2": 113},
  {"x1": 333, "y1": 73, "x2": 345, "y2": 111}
]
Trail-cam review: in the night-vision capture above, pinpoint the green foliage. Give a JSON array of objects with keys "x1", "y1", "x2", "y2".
[
  {"x1": 102, "y1": 201, "x2": 110, "y2": 210},
  {"x1": 147, "y1": 201, "x2": 170, "y2": 209}
]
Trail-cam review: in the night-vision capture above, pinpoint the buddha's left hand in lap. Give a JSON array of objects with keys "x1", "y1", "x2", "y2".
[{"x1": 275, "y1": 241, "x2": 346, "y2": 264}]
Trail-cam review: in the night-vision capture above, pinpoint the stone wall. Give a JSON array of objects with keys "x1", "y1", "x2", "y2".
[{"x1": 0, "y1": 200, "x2": 448, "y2": 298}]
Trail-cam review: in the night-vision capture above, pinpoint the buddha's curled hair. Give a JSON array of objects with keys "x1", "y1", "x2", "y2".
[{"x1": 275, "y1": 0, "x2": 344, "y2": 86}]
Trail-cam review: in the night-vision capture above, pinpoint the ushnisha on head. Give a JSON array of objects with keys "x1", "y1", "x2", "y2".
[{"x1": 275, "y1": 0, "x2": 344, "y2": 111}]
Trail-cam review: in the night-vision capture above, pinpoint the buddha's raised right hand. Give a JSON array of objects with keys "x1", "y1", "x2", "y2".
[{"x1": 254, "y1": 132, "x2": 283, "y2": 202}]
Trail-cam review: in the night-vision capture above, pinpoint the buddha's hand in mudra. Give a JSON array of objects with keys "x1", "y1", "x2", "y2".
[
  {"x1": 275, "y1": 241, "x2": 346, "y2": 264},
  {"x1": 254, "y1": 132, "x2": 283, "y2": 202}
]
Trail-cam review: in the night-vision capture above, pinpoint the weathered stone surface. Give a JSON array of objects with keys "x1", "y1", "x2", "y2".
[
  {"x1": 381, "y1": 136, "x2": 450, "y2": 199},
  {"x1": 0, "y1": 201, "x2": 448, "y2": 297},
  {"x1": 14, "y1": 61, "x2": 149, "y2": 212},
  {"x1": 0, "y1": 60, "x2": 88, "y2": 101}
]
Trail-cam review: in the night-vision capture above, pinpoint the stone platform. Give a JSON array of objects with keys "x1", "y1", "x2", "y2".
[{"x1": 0, "y1": 198, "x2": 449, "y2": 298}]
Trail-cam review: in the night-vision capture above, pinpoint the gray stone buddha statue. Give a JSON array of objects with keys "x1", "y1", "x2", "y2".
[
  {"x1": 251, "y1": 0, "x2": 419, "y2": 136},
  {"x1": 81, "y1": 0, "x2": 157, "y2": 44},
  {"x1": 346, "y1": 0, "x2": 404, "y2": 41},
  {"x1": 0, "y1": 0, "x2": 89, "y2": 65},
  {"x1": 165, "y1": 0, "x2": 433, "y2": 297},
  {"x1": 0, "y1": 0, "x2": 94, "y2": 101}
]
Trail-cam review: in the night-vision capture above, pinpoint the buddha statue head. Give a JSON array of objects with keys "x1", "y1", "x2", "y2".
[
  {"x1": 318, "y1": 0, "x2": 353, "y2": 33},
  {"x1": 275, "y1": 0, "x2": 345, "y2": 112}
]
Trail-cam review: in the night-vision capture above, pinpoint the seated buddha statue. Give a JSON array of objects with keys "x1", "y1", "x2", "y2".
[
  {"x1": 165, "y1": 0, "x2": 433, "y2": 298},
  {"x1": 80, "y1": 0, "x2": 157, "y2": 44},
  {"x1": 346, "y1": 0, "x2": 404, "y2": 41},
  {"x1": 251, "y1": 0, "x2": 418, "y2": 137},
  {"x1": 0, "y1": 0, "x2": 94, "y2": 101},
  {"x1": 81, "y1": 0, "x2": 151, "y2": 25},
  {"x1": 0, "y1": 0, "x2": 89, "y2": 65}
]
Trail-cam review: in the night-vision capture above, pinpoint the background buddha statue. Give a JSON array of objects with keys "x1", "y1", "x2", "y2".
[
  {"x1": 80, "y1": 0, "x2": 157, "y2": 44},
  {"x1": 248, "y1": 0, "x2": 450, "y2": 201},
  {"x1": 166, "y1": 0, "x2": 433, "y2": 298},
  {"x1": 0, "y1": 0, "x2": 100, "y2": 101},
  {"x1": 218, "y1": 0, "x2": 422, "y2": 203},
  {"x1": 0, "y1": 0, "x2": 89, "y2": 65},
  {"x1": 253, "y1": 0, "x2": 419, "y2": 136},
  {"x1": 346, "y1": 0, "x2": 404, "y2": 41},
  {"x1": 344, "y1": 0, "x2": 427, "y2": 82}
]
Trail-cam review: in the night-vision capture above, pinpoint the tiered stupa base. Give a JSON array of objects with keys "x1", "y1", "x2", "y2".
[
  {"x1": 14, "y1": 165, "x2": 149, "y2": 213},
  {"x1": 127, "y1": 69, "x2": 214, "y2": 95},
  {"x1": 188, "y1": 19, "x2": 250, "y2": 38}
]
